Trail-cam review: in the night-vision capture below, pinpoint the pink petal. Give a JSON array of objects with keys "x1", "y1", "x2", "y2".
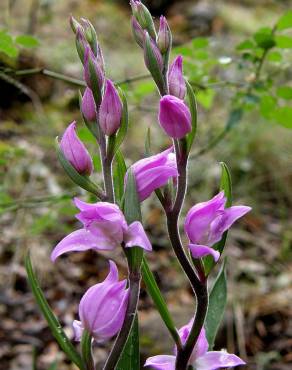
[
  {"x1": 184, "y1": 192, "x2": 226, "y2": 244},
  {"x1": 208, "y1": 206, "x2": 251, "y2": 245},
  {"x1": 144, "y1": 355, "x2": 176, "y2": 370},
  {"x1": 177, "y1": 322, "x2": 208, "y2": 362},
  {"x1": 72, "y1": 320, "x2": 84, "y2": 342},
  {"x1": 195, "y1": 351, "x2": 246, "y2": 370},
  {"x1": 189, "y1": 244, "x2": 220, "y2": 262},
  {"x1": 50, "y1": 228, "x2": 116, "y2": 262},
  {"x1": 124, "y1": 221, "x2": 152, "y2": 251}
]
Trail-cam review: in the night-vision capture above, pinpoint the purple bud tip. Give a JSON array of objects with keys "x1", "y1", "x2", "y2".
[
  {"x1": 99, "y1": 79, "x2": 122, "y2": 136},
  {"x1": 158, "y1": 95, "x2": 192, "y2": 139},
  {"x1": 60, "y1": 121, "x2": 93, "y2": 176},
  {"x1": 81, "y1": 87, "x2": 96, "y2": 121},
  {"x1": 168, "y1": 55, "x2": 186, "y2": 100}
]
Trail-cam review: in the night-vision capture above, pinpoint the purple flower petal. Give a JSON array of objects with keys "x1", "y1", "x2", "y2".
[
  {"x1": 50, "y1": 228, "x2": 116, "y2": 262},
  {"x1": 124, "y1": 221, "x2": 152, "y2": 251},
  {"x1": 72, "y1": 320, "x2": 84, "y2": 342},
  {"x1": 208, "y1": 205, "x2": 251, "y2": 245},
  {"x1": 195, "y1": 351, "x2": 246, "y2": 370},
  {"x1": 144, "y1": 355, "x2": 176, "y2": 370},
  {"x1": 184, "y1": 192, "x2": 226, "y2": 244},
  {"x1": 189, "y1": 244, "x2": 220, "y2": 262}
]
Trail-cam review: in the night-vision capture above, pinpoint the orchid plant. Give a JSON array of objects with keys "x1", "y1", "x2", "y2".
[{"x1": 25, "y1": 2, "x2": 251, "y2": 370}]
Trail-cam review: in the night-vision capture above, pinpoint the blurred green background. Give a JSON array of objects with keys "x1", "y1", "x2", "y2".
[{"x1": 0, "y1": 0, "x2": 291, "y2": 369}]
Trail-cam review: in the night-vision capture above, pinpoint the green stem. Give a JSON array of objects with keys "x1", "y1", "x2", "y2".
[{"x1": 81, "y1": 330, "x2": 95, "y2": 370}]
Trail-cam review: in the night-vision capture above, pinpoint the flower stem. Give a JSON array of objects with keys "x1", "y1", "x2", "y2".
[
  {"x1": 165, "y1": 139, "x2": 208, "y2": 370},
  {"x1": 81, "y1": 330, "x2": 95, "y2": 370},
  {"x1": 102, "y1": 272, "x2": 141, "y2": 370}
]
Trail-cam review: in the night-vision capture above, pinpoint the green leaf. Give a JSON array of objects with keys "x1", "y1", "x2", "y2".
[
  {"x1": 113, "y1": 88, "x2": 129, "y2": 156},
  {"x1": 275, "y1": 35, "x2": 292, "y2": 48},
  {"x1": 196, "y1": 88, "x2": 215, "y2": 109},
  {"x1": 123, "y1": 169, "x2": 143, "y2": 271},
  {"x1": 113, "y1": 150, "x2": 127, "y2": 204},
  {"x1": 142, "y1": 257, "x2": 180, "y2": 344},
  {"x1": 260, "y1": 95, "x2": 277, "y2": 119},
  {"x1": 15, "y1": 34, "x2": 39, "y2": 48},
  {"x1": 204, "y1": 163, "x2": 232, "y2": 275},
  {"x1": 253, "y1": 27, "x2": 275, "y2": 49},
  {"x1": 25, "y1": 254, "x2": 85, "y2": 370},
  {"x1": 276, "y1": 86, "x2": 292, "y2": 100},
  {"x1": 0, "y1": 31, "x2": 18, "y2": 58},
  {"x1": 236, "y1": 39, "x2": 255, "y2": 51},
  {"x1": 273, "y1": 106, "x2": 292, "y2": 128},
  {"x1": 266, "y1": 51, "x2": 282, "y2": 62},
  {"x1": 277, "y1": 10, "x2": 292, "y2": 30},
  {"x1": 116, "y1": 315, "x2": 140, "y2": 370},
  {"x1": 192, "y1": 37, "x2": 209, "y2": 49},
  {"x1": 185, "y1": 80, "x2": 198, "y2": 153},
  {"x1": 205, "y1": 260, "x2": 227, "y2": 349},
  {"x1": 55, "y1": 138, "x2": 103, "y2": 198}
]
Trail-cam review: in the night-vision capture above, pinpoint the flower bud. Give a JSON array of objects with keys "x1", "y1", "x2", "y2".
[
  {"x1": 60, "y1": 121, "x2": 93, "y2": 176},
  {"x1": 69, "y1": 15, "x2": 81, "y2": 34},
  {"x1": 144, "y1": 32, "x2": 163, "y2": 72},
  {"x1": 130, "y1": 1, "x2": 156, "y2": 39},
  {"x1": 99, "y1": 79, "x2": 122, "y2": 136},
  {"x1": 81, "y1": 18, "x2": 99, "y2": 58},
  {"x1": 126, "y1": 148, "x2": 178, "y2": 202},
  {"x1": 157, "y1": 16, "x2": 172, "y2": 54},
  {"x1": 168, "y1": 55, "x2": 186, "y2": 100},
  {"x1": 73, "y1": 261, "x2": 129, "y2": 342},
  {"x1": 131, "y1": 16, "x2": 144, "y2": 48},
  {"x1": 75, "y1": 26, "x2": 88, "y2": 63},
  {"x1": 83, "y1": 46, "x2": 105, "y2": 103},
  {"x1": 81, "y1": 87, "x2": 96, "y2": 121},
  {"x1": 158, "y1": 95, "x2": 192, "y2": 139}
]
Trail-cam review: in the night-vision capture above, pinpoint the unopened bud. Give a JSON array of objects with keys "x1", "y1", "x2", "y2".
[
  {"x1": 130, "y1": 1, "x2": 156, "y2": 40},
  {"x1": 99, "y1": 80, "x2": 122, "y2": 136},
  {"x1": 81, "y1": 87, "x2": 96, "y2": 121},
  {"x1": 131, "y1": 16, "x2": 144, "y2": 48},
  {"x1": 157, "y1": 16, "x2": 172, "y2": 54},
  {"x1": 60, "y1": 121, "x2": 93, "y2": 176},
  {"x1": 81, "y1": 18, "x2": 98, "y2": 57},
  {"x1": 168, "y1": 55, "x2": 186, "y2": 100},
  {"x1": 70, "y1": 15, "x2": 81, "y2": 34},
  {"x1": 83, "y1": 46, "x2": 105, "y2": 104}
]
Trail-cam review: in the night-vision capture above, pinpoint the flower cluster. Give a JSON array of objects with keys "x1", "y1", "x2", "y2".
[{"x1": 39, "y1": 3, "x2": 252, "y2": 369}]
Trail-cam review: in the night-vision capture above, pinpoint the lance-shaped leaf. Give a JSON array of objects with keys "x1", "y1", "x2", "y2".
[
  {"x1": 204, "y1": 162, "x2": 232, "y2": 275},
  {"x1": 25, "y1": 254, "x2": 85, "y2": 370},
  {"x1": 113, "y1": 149, "x2": 127, "y2": 204},
  {"x1": 142, "y1": 257, "x2": 180, "y2": 346},
  {"x1": 56, "y1": 138, "x2": 104, "y2": 199},
  {"x1": 186, "y1": 80, "x2": 198, "y2": 153},
  {"x1": 123, "y1": 169, "x2": 143, "y2": 271},
  {"x1": 205, "y1": 260, "x2": 227, "y2": 349},
  {"x1": 116, "y1": 315, "x2": 140, "y2": 370}
]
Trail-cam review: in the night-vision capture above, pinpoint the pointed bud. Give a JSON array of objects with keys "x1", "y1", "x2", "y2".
[
  {"x1": 143, "y1": 31, "x2": 165, "y2": 94},
  {"x1": 60, "y1": 121, "x2": 93, "y2": 175},
  {"x1": 80, "y1": 18, "x2": 98, "y2": 56},
  {"x1": 99, "y1": 79, "x2": 122, "y2": 136},
  {"x1": 131, "y1": 16, "x2": 144, "y2": 48},
  {"x1": 81, "y1": 88, "x2": 96, "y2": 121},
  {"x1": 168, "y1": 55, "x2": 186, "y2": 100},
  {"x1": 70, "y1": 15, "x2": 81, "y2": 34},
  {"x1": 130, "y1": 1, "x2": 156, "y2": 39},
  {"x1": 83, "y1": 46, "x2": 104, "y2": 103},
  {"x1": 75, "y1": 26, "x2": 92, "y2": 64},
  {"x1": 157, "y1": 16, "x2": 172, "y2": 54},
  {"x1": 159, "y1": 95, "x2": 192, "y2": 139}
]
